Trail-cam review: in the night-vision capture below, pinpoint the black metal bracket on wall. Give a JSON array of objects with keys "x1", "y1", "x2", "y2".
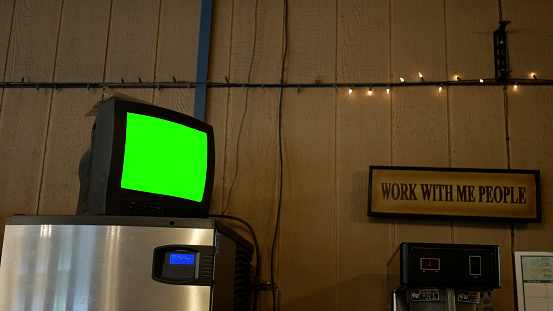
[
  {"x1": 194, "y1": 0, "x2": 213, "y2": 122},
  {"x1": 494, "y1": 21, "x2": 511, "y2": 82}
]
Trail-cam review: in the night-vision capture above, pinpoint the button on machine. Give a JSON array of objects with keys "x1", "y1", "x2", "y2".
[
  {"x1": 469, "y1": 256, "x2": 482, "y2": 276},
  {"x1": 420, "y1": 258, "x2": 440, "y2": 271}
]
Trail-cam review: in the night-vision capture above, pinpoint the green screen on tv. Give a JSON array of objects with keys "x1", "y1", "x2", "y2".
[{"x1": 120, "y1": 112, "x2": 208, "y2": 202}]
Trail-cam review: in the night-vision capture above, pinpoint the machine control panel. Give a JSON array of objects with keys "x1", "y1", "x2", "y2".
[
  {"x1": 152, "y1": 245, "x2": 214, "y2": 285},
  {"x1": 389, "y1": 243, "x2": 500, "y2": 291}
]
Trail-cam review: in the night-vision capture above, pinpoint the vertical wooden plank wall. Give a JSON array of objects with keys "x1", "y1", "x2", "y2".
[
  {"x1": 279, "y1": 0, "x2": 336, "y2": 309},
  {"x1": 38, "y1": 0, "x2": 111, "y2": 215},
  {"x1": 507, "y1": 1, "x2": 553, "y2": 250},
  {"x1": 0, "y1": 0, "x2": 62, "y2": 243},
  {"x1": 206, "y1": 0, "x2": 232, "y2": 215},
  {"x1": 1, "y1": 1, "x2": 553, "y2": 310},
  {"x1": 0, "y1": 0, "x2": 15, "y2": 230},
  {"x1": 0, "y1": 0, "x2": 15, "y2": 113},
  {"x1": 222, "y1": 1, "x2": 283, "y2": 310},
  {"x1": 390, "y1": 0, "x2": 452, "y2": 245},
  {"x1": 507, "y1": 0, "x2": 553, "y2": 306},
  {"x1": 335, "y1": 0, "x2": 391, "y2": 309},
  {"x1": 152, "y1": 0, "x2": 201, "y2": 115},
  {"x1": 445, "y1": 1, "x2": 514, "y2": 309},
  {"x1": 506, "y1": 6, "x2": 553, "y2": 309},
  {"x1": 103, "y1": 0, "x2": 159, "y2": 103}
]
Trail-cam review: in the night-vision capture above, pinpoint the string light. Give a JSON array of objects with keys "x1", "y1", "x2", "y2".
[
  {"x1": 514, "y1": 80, "x2": 518, "y2": 90},
  {"x1": 439, "y1": 83, "x2": 443, "y2": 92},
  {"x1": 3, "y1": 75, "x2": 553, "y2": 93}
]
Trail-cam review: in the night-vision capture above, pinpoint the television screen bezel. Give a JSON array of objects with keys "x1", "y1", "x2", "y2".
[{"x1": 102, "y1": 100, "x2": 215, "y2": 218}]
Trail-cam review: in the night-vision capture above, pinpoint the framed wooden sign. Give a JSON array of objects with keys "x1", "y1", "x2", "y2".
[{"x1": 368, "y1": 166, "x2": 541, "y2": 222}]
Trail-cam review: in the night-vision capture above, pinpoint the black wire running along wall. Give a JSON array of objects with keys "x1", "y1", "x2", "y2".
[{"x1": 1, "y1": 75, "x2": 552, "y2": 93}]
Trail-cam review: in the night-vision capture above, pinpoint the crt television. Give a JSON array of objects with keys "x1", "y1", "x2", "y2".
[{"x1": 76, "y1": 99, "x2": 215, "y2": 218}]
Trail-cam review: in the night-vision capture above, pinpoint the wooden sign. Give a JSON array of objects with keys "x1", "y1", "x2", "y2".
[{"x1": 368, "y1": 166, "x2": 541, "y2": 222}]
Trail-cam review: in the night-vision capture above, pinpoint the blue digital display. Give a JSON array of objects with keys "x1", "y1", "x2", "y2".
[{"x1": 169, "y1": 253, "x2": 195, "y2": 265}]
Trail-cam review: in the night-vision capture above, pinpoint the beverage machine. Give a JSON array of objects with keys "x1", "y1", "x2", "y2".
[{"x1": 387, "y1": 243, "x2": 500, "y2": 311}]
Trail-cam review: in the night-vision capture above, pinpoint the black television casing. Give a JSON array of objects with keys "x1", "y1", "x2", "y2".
[{"x1": 76, "y1": 99, "x2": 215, "y2": 218}]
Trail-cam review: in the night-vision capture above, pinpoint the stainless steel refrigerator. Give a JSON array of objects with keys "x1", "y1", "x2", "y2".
[{"x1": 0, "y1": 215, "x2": 253, "y2": 311}]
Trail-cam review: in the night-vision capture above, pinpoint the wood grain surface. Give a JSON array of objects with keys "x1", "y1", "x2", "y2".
[{"x1": 0, "y1": 1, "x2": 552, "y2": 310}]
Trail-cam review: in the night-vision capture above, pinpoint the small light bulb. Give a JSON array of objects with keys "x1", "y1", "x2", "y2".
[
  {"x1": 419, "y1": 72, "x2": 423, "y2": 78},
  {"x1": 455, "y1": 75, "x2": 461, "y2": 81},
  {"x1": 386, "y1": 85, "x2": 390, "y2": 94},
  {"x1": 480, "y1": 79, "x2": 484, "y2": 83},
  {"x1": 514, "y1": 81, "x2": 518, "y2": 90},
  {"x1": 400, "y1": 77, "x2": 405, "y2": 83},
  {"x1": 439, "y1": 83, "x2": 443, "y2": 92},
  {"x1": 368, "y1": 85, "x2": 372, "y2": 96},
  {"x1": 531, "y1": 73, "x2": 537, "y2": 79},
  {"x1": 349, "y1": 88, "x2": 353, "y2": 94}
]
